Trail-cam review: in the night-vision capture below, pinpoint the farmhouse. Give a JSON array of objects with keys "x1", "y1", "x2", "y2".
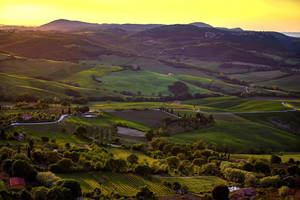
[
  {"x1": 21, "y1": 113, "x2": 32, "y2": 121},
  {"x1": 173, "y1": 100, "x2": 181, "y2": 105},
  {"x1": 168, "y1": 72, "x2": 174, "y2": 76},
  {"x1": 10, "y1": 177, "x2": 25, "y2": 190}
]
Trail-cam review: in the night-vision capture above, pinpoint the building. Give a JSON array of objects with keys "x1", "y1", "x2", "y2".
[
  {"x1": 10, "y1": 177, "x2": 25, "y2": 190},
  {"x1": 173, "y1": 100, "x2": 181, "y2": 105},
  {"x1": 21, "y1": 114, "x2": 32, "y2": 121}
]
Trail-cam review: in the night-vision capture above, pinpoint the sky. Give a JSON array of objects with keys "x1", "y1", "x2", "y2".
[{"x1": 0, "y1": 0, "x2": 300, "y2": 32}]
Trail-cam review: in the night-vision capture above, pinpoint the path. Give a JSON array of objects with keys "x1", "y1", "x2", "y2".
[{"x1": 11, "y1": 114, "x2": 70, "y2": 126}]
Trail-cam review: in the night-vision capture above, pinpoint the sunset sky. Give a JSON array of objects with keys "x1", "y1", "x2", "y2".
[{"x1": 0, "y1": 0, "x2": 300, "y2": 32}]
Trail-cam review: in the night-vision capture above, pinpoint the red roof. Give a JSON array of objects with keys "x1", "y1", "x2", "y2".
[{"x1": 10, "y1": 177, "x2": 25, "y2": 187}]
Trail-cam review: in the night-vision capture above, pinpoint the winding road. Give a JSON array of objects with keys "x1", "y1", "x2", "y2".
[{"x1": 11, "y1": 114, "x2": 70, "y2": 126}]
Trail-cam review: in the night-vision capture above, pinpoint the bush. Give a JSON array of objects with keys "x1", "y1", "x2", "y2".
[
  {"x1": 33, "y1": 186, "x2": 49, "y2": 200},
  {"x1": 134, "y1": 165, "x2": 152, "y2": 176},
  {"x1": 212, "y1": 185, "x2": 229, "y2": 200},
  {"x1": 260, "y1": 175, "x2": 283, "y2": 188},
  {"x1": 166, "y1": 156, "x2": 180, "y2": 170},
  {"x1": 244, "y1": 173, "x2": 259, "y2": 187},
  {"x1": 136, "y1": 186, "x2": 157, "y2": 200},
  {"x1": 270, "y1": 154, "x2": 281, "y2": 164},
  {"x1": 254, "y1": 161, "x2": 270, "y2": 175},
  {"x1": 49, "y1": 158, "x2": 73, "y2": 173},
  {"x1": 47, "y1": 180, "x2": 82, "y2": 200},
  {"x1": 36, "y1": 172, "x2": 60, "y2": 187},
  {"x1": 223, "y1": 168, "x2": 245, "y2": 184},
  {"x1": 104, "y1": 158, "x2": 127, "y2": 173},
  {"x1": 127, "y1": 154, "x2": 139, "y2": 165},
  {"x1": 11, "y1": 160, "x2": 37, "y2": 182},
  {"x1": 192, "y1": 158, "x2": 206, "y2": 166},
  {"x1": 201, "y1": 163, "x2": 220, "y2": 176},
  {"x1": 278, "y1": 186, "x2": 289, "y2": 199}
]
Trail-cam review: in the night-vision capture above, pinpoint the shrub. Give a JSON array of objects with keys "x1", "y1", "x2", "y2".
[
  {"x1": 136, "y1": 186, "x2": 157, "y2": 200},
  {"x1": 32, "y1": 151, "x2": 44, "y2": 163},
  {"x1": 36, "y1": 172, "x2": 60, "y2": 187},
  {"x1": 254, "y1": 161, "x2": 270, "y2": 175},
  {"x1": 127, "y1": 154, "x2": 139, "y2": 165},
  {"x1": 49, "y1": 158, "x2": 73, "y2": 173},
  {"x1": 260, "y1": 175, "x2": 283, "y2": 188},
  {"x1": 166, "y1": 156, "x2": 180, "y2": 170},
  {"x1": 242, "y1": 163, "x2": 254, "y2": 172},
  {"x1": 201, "y1": 163, "x2": 220, "y2": 176},
  {"x1": 244, "y1": 173, "x2": 259, "y2": 187},
  {"x1": 278, "y1": 186, "x2": 289, "y2": 199},
  {"x1": 223, "y1": 168, "x2": 245, "y2": 184},
  {"x1": 212, "y1": 185, "x2": 229, "y2": 200},
  {"x1": 33, "y1": 186, "x2": 49, "y2": 200},
  {"x1": 270, "y1": 154, "x2": 281, "y2": 164},
  {"x1": 11, "y1": 160, "x2": 37, "y2": 182},
  {"x1": 134, "y1": 165, "x2": 152, "y2": 176},
  {"x1": 104, "y1": 158, "x2": 127, "y2": 173},
  {"x1": 282, "y1": 176, "x2": 296, "y2": 188},
  {"x1": 192, "y1": 158, "x2": 206, "y2": 166}
]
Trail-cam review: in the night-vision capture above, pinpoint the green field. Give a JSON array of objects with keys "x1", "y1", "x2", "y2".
[
  {"x1": 258, "y1": 74, "x2": 300, "y2": 91},
  {"x1": 230, "y1": 70, "x2": 289, "y2": 83},
  {"x1": 168, "y1": 118, "x2": 300, "y2": 153},
  {"x1": 99, "y1": 69, "x2": 214, "y2": 96},
  {"x1": 0, "y1": 72, "x2": 117, "y2": 98},
  {"x1": 183, "y1": 97, "x2": 286, "y2": 112}
]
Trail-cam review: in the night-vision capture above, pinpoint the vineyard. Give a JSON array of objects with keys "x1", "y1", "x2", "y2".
[
  {"x1": 159, "y1": 176, "x2": 228, "y2": 194},
  {"x1": 58, "y1": 172, "x2": 174, "y2": 196}
]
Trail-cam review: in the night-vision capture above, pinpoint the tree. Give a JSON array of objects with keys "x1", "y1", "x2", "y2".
[
  {"x1": 134, "y1": 165, "x2": 152, "y2": 176},
  {"x1": 145, "y1": 129, "x2": 154, "y2": 141},
  {"x1": 75, "y1": 126, "x2": 87, "y2": 137},
  {"x1": 49, "y1": 158, "x2": 73, "y2": 173},
  {"x1": 17, "y1": 93, "x2": 38, "y2": 102},
  {"x1": 136, "y1": 186, "x2": 157, "y2": 200},
  {"x1": 127, "y1": 154, "x2": 139, "y2": 165},
  {"x1": 33, "y1": 186, "x2": 49, "y2": 200},
  {"x1": 11, "y1": 160, "x2": 37, "y2": 182},
  {"x1": 166, "y1": 156, "x2": 180, "y2": 170},
  {"x1": 212, "y1": 185, "x2": 229, "y2": 200},
  {"x1": 104, "y1": 158, "x2": 127, "y2": 173},
  {"x1": 271, "y1": 154, "x2": 282, "y2": 164},
  {"x1": 168, "y1": 81, "x2": 190, "y2": 97}
]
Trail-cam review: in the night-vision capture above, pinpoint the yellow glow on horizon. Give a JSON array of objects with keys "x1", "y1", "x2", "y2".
[{"x1": 0, "y1": 0, "x2": 300, "y2": 31}]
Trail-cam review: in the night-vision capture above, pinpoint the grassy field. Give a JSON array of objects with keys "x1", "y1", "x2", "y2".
[
  {"x1": 111, "y1": 110, "x2": 176, "y2": 128},
  {"x1": 99, "y1": 69, "x2": 214, "y2": 97},
  {"x1": 167, "y1": 118, "x2": 300, "y2": 153},
  {"x1": 0, "y1": 56, "x2": 88, "y2": 80},
  {"x1": 0, "y1": 72, "x2": 117, "y2": 98},
  {"x1": 258, "y1": 74, "x2": 300, "y2": 91},
  {"x1": 183, "y1": 97, "x2": 286, "y2": 112},
  {"x1": 230, "y1": 70, "x2": 289, "y2": 83}
]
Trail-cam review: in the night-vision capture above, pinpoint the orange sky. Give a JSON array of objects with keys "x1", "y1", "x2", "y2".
[{"x1": 0, "y1": 0, "x2": 300, "y2": 32}]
